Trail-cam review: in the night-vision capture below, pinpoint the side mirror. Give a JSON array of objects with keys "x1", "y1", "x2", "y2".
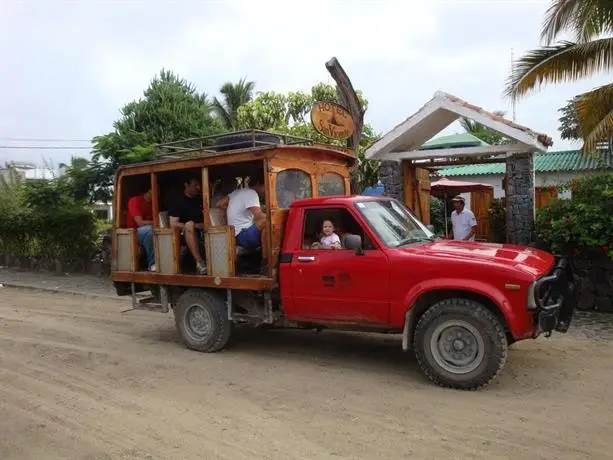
[
  {"x1": 344, "y1": 234, "x2": 364, "y2": 256},
  {"x1": 426, "y1": 224, "x2": 435, "y2": 233}
]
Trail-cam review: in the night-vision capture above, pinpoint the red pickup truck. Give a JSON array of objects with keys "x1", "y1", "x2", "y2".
[{"x1": 274, "y1": 196, "x2": 575, "y2": 389}]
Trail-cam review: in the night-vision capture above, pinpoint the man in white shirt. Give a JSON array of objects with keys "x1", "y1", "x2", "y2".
[
  {"x1": 449, "y1": 195, "x2": 477, "y2": 241},
  {"x1": 216, "y1": 178, "x2": 267, "y2": 250}
]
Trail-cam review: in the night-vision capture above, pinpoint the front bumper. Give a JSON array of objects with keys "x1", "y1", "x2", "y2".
[{"x1": 534, "y1": 257, "x2": 576, "y2": 336}]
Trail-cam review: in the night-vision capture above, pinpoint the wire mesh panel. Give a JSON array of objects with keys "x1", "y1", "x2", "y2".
[
  {"x1": 205, "y1": 227, "x2": 236, "y2": 277},
  {"x1": 116, "y1": 230, "x2": 136, "y2": 272},
  {"x1": 209, "y1": 208, "x2": 227, "y2": 227},
  {"x1": 155, "y1": 232, "x2": 174, "y2": 274}
]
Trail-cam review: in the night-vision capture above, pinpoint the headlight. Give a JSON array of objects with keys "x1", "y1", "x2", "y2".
[{"x1": 526, "y1": 279, "x2": 537, "y2": 310}]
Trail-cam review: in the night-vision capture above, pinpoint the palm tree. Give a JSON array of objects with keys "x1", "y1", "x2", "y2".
[
  {"x1": 505, "y1": 0, "x2": 613, "y2": 153},
  {"x1": 460, "y1": 110, "x2": 509, "y2": 145},
  {"x1": 213, "y1": 78, "x2": 255, "y2": 130}
]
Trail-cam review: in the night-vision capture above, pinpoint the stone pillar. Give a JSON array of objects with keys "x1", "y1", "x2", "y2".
[
  {"x1": 505, "y1": 152, "x2": 534, "y2": 245},
  {"x1": 379, "y1": 160, "x2": 403, "y2": 202}
]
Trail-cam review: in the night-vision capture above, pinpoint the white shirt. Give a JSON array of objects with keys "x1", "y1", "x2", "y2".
[
  {"x1": 227, "y1": 187, "x2": 260, "y2": 235},
  {"x1": 451, "y1": 208, "x2": 477, "y2": 241},
  {"x1": 320, "y1": 233, "x2": 341, "y2": 249}
]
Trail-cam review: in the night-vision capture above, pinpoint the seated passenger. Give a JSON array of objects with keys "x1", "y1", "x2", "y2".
[
  {"x1": 168, "y1": 176, "x2": 207, "y2": 275},
  {"x1": 126, "y1": 188, "x2": 155, "y2": 271},
  {"x1": 319, "y1": 219, "x2": 341, "y2": 249},
  {"x1": 211, "y1": 178, "x2": 234, "y2": 209},
  {"x1": 216, "y1": 178, "x2": 267, "y2": 271}
]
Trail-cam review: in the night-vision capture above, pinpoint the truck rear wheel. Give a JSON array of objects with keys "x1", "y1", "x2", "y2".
[
  {"x1": 174, "y1": 289, "x2": 232, "y2": 352},
  {"x1": 413, "y1": 298, "x2": 508, "y2": 390}
]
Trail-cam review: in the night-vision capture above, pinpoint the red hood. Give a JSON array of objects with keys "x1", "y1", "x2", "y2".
[{"x1": 410, "y1": 239, "x2": 554, "y2": 277}]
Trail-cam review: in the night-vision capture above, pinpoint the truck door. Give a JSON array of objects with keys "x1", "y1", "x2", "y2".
[{"x1": 285, "y1": 206, "x2": 391, "y2": 325}]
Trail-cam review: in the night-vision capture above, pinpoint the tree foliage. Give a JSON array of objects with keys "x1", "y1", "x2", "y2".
[
  {"x1": 506, "y1": 0, "x2": 613, "y2": 153},
  {"x1": 213, "y1": 78, "x2": 255, "y2": 130},
  {"x1": 89, "y1": 69, "x2": 222, "y2": 201},
  {"x1": 236, "y1": 83, "x2": 379, "y2": 190},
  {"x1": 558, "y1": 98, "x2": 581, "y2": 140},
  {"x1": 459, "y1": 110, "x2": 510, "y2": 145}
]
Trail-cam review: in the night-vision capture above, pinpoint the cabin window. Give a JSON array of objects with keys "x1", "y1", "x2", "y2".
[
  {"x1": 301, "y1": 207, "x2": 375, "y2": 250},
  {"x1": 276, "y1": 169, "x2": 312, "y2": 208},
  {"x1": 318, "y1": 172, "x2": 345, "y2": 197}
]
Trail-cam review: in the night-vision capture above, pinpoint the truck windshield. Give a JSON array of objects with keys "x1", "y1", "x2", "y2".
[{"x1": 355, "y1": 199, "x2": 434, "y2": 248}]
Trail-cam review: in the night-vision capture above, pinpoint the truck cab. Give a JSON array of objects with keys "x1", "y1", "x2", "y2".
[{"x1": 111, "y1": 130, "x2": 576, "y2": 390}]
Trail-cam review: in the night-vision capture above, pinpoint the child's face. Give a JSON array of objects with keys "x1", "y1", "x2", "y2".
[{"x1": 322, "y1": 221, "x2": 334, "y2": 236}]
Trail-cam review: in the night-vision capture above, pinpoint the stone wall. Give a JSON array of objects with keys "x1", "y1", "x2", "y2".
[
  {"x1": 574, "y1": 258, "x2": 613, "y2": 312},
  {"x1": 506, "y1": 152, "x2": 534, "y2": 245},
  {"x1": 379, "y1": 160, "x2": 403, "y2": 201}
]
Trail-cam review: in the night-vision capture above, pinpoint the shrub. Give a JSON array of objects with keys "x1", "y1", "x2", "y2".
[
  {"x1": 535, "y1": 173, "x2": 613, "y2": 258},
  {"x1": 0, "y1": 174, "x2": 98, "y2": 267},
  {"x1": 430, "y1": 196, "x2": 446, "y2": 236},
  {"x1": 489, "y1": 198, "x2": 506, "y2": 243}
]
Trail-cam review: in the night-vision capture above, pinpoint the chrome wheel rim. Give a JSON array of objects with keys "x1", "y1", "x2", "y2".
[{"x1": 429, "y1": 320, "x2": 485, "y2": 374}]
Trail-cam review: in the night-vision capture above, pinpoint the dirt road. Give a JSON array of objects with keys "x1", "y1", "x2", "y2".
[{"x1": 1, "y1": 288, "x2": 612, "y2": 460}]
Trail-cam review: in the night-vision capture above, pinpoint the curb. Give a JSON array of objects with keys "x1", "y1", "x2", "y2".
[{"x1": 0, "y1": 282, "x2": 122, "y2": 301}]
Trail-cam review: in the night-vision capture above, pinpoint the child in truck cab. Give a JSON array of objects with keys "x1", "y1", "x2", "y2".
[{"x1": 319, "y1": 219, "x2": 341, "y2": 249}]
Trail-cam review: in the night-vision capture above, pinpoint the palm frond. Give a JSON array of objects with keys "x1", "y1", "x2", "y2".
[
  {"x1": 505, "y1": 38, "x2": 613, "y2": 99},
  {"x1": 573, "y1": 84, "x2": 613, "y2": 152},
  {"x1": 212, "y1": 97, "x2": 233, "y2": 129},
  {"x1": 582, "y1": 107, "x2": 613, "y2": 153},
  {"x1": 542, "y1": 0, "x2": 613, "y2": 44}
]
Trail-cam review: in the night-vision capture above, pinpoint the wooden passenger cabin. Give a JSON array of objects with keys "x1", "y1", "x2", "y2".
[{"x1": 112, "y1": 130, "x2": 355, "y2": 293}]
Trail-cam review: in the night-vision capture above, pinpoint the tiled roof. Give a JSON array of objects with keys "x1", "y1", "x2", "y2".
[
  {"x1": 435, "y1": 150, "x2": 613, "y2": 177},
  {"x1": 421, "y1": 133, "x2": 490, "y2": 150},
  {"x1": 438, "y1": 92, "x2": 554, "y2": 147}
]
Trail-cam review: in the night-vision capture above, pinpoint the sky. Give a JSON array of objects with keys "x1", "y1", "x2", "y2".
[{"x1": 1, "y1": 0, "x2": 610, "y2": 167}]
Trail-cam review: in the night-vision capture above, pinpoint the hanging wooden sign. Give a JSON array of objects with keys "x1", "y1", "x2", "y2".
[{"x1": 310, "y1": 101, "x2": 354, "y2": 141}]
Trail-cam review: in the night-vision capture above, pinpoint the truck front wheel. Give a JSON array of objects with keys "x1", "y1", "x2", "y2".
[
  {"x1": 413, "y1": 298, "x2": 508, "y2": 390},
  {"x1": 174, "y1": 289, "x2": 232, "y2": 352}
]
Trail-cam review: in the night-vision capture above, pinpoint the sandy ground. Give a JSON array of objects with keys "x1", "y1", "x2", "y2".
[{"x1": 1, "y1": 288, "x2": 612, "y2": 460}]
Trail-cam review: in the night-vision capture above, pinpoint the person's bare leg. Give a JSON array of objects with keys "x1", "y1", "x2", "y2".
[{"x1": 184, "y1": 221, "x2": 205, "y2": 273}]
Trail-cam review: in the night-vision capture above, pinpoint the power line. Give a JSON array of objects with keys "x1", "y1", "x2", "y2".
[
  {"x1": 0, "y1": 146, "x2": 92, "y2": 150},
  {"x1": 0, "y1": 137, "x2": 91, "y2": 142}
]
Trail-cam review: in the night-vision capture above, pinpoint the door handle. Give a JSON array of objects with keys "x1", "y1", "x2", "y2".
[{"x1": 297, "y1": 256, "x2": 316, "y2": 262}]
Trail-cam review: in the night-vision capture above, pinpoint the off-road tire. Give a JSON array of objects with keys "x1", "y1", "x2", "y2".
[
  {"x1": 174, "y1": 289, "x2": 232, "y2": 352},
  {"x1": 413, "y1": 298, "x2": 508, "y2": 390}
]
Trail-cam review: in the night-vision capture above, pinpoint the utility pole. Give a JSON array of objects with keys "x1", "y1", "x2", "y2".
[{"x1": 511, "y1": 48, "x2": 516, "y2": 122}]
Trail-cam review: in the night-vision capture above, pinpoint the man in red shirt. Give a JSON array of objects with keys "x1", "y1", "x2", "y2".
[{"x1": 127, "y1": 188, "x2": 155, "y2": 271}]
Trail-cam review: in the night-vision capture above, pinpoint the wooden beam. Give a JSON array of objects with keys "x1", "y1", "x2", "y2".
[
  {"x1": 112, "y1": 271, "x2": 275, "y2": 291},
  {"x1": 151, "y1": 172, "x2": 159, "y2": 228},
  {"x1": 415, "y1": 157, "x2": 508, "y2": 168},
  {"x1": 364, "y1": 97, "x2": 442, "y2": 160},
  {"x1": 383, "y1": 143, "x2": 531, "y2": 162},
  {"x1": 201, "y1": 167, "x2": 210, "y2": 229},
  {"x1": 438, "y1": 96, "x2": 549, "y2": 151},
  {"x1": 325, "y1": 57, "x2": 364, "y2": 193}
]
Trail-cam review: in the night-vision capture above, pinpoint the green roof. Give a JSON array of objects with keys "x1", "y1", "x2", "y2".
[
  {"x1": 421, "y1": 133, "x2": 490, "y2": 150},
  {"x1": 435, "y1": 150, "x2": 613, "y2": 177}
]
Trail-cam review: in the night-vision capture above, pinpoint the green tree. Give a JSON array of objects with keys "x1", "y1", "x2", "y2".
[
  {"x1": 459, "y1": 110, "x2": 510, "y2": 145},
  {"x1": 236, "y1": 83, "x2": 379, "y2": 190},
  {"x1": 505, "y1": 0, "x2": 613, "y2": 153},
  {"x1": 558, "y1": 98, "x2": 613, "y2": 152},
  {"x1": 213, "y1": 78, "x2": 255, "y2": 130},
  {"x1": 558, "y1": 98, "x2": 581, "y2": 141},
  {"x1": 90, "y1": 69, "x2": 222, "y2": 201}
]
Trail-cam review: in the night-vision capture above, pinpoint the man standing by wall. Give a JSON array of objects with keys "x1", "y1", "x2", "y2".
[{"x1": 449, "y1": 195, "x2": 477, "y2": 241}]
